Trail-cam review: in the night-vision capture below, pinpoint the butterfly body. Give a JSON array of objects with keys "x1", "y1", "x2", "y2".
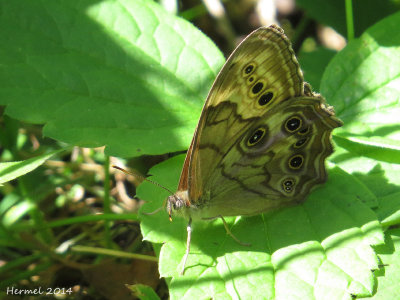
[{"x1": 165, "y1": 25, "x2": 342, "y2": 274}]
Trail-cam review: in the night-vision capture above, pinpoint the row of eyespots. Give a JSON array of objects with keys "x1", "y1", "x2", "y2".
[
  {"x1": 247, "y1": 128, "x2": 305, "y2": 171},
  {"x1": 282, "y1": 115, "x2": 308, "y2": 191},
  {"x1": 246, "y1": 116, "x2": 311, "y2": 194},
  {"x1": 281, "y1": 117, "x2": 314, "y2": 193},
  {"x1": 242, "y1": 63, "x2": 274, "y2": 107},
  {"x1": 246, "y1": 118, "x2": 309, "y2": 150}
]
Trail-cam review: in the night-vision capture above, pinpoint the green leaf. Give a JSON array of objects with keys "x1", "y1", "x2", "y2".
[
  {"x1": 322, "y1": 11, "x2": 400, "y2": 140},
  {"x1": 377, "y1": 192, "x2": 400, "y2": 227},
  {"x1": 138, "y1": 156, "x2": 384, "y2": 299},
  {"x1": 331, "y1": 150, "x2": 400, "y2": 196},
  {"x1": 333, "y1": 135, "x2": 400, "y2": 164},
  {"x1": 0, "y1": 149, "x2": 63, "y2": 184},
  {"x1": 0, "y1": 0, "x2": 224, "y2": 157},
  {"x1": 322, "y1": 12, "x2": 400, "y2": 231},
  {"x1": 330, "y1": 149, "x2": 400, "y2": 227},
  {"x1": 371, "y1": 229, "x2": 400, "y2": 299}
]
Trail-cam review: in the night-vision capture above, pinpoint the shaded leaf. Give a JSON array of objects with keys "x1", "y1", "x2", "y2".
[
  {"x1": 298, "y1": 47, "x2": 336, "y2": 91},
  {"x1": 0, "y1": 0, "x2": 223, "y2": 157}
]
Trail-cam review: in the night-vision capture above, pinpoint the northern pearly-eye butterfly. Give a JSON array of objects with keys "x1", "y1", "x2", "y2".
[{"x1": 157, "y1": 25, "x2": 342, "y2": 275}]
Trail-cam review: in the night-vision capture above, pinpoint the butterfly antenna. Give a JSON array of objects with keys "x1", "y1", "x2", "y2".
[
  {"x1": 112, "y1": 165, "x2": 173, "y2": 215},
  {"x1": 112, "y1": 165, "x2": 174, "y2": 195}
]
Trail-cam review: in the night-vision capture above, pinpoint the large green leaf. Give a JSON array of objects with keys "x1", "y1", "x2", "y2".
[
  {"x1": 322, "y1": 11, "x2": 400, "y2": 162},
  {"x1": 318, "y1": 12, "x2": 400, "y2": 298},
  {"x1": 0, "y1": 0, "x2": 224, "y2": 157},
  {"x1": 322, "y1": 12, "x2": 400, "y2": 233},
  {"x1": 138, "y1": 156, "x2": 383, "y2": 299}
]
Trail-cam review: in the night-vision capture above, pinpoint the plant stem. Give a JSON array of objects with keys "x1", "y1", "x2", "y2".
[
  {"x1": 71, "y1": 245, "x2": 158, "y2": 262},
  {"x1": 345, "y1": 0, "x2": 354, "y2": 40},
  {"x1": 103, "y1": 155, "x2": 111, "y2": 247}
]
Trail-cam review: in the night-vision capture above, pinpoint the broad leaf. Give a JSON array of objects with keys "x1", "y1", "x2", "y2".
[
  {"x1": 0, "y1": 0, "x2": 224, "y2": 157},
  {"x1": 138, "y1": 156, "x2": 383, "y2": 299},
  {"x1": 322, "y1": 11, "x2": 400, "y2": 142},
  {"x1": 323, "y1": 11, "x2": 400, "y2": 229}
]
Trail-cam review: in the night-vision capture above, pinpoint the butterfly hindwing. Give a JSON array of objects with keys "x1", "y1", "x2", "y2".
[{"x1": 197, "y1": 96, "x2": 342, "y2": 218}]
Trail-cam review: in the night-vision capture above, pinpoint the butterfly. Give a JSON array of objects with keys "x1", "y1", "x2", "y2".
[{"x1": 161, "y1": 25, "x2": 342, "y2": 275}]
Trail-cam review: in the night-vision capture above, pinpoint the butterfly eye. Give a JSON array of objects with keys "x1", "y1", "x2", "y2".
[
  {"x1": 247, "y1": 127, "x2": 266, "y2": 146},
  {"x1": 294, "y1": 137, "x2": 308, "y2": 148},
  {"x1": 298, "y1": 126, "x2": 310, "y2": 135},
  {"x1": 258, "y1": 92, "x2": 273, "y2": 106},
  {"x1": 243, "y1": 63, "x2": 256, "y2": 76},
  {"x1": 282, "y1": 178, "x2": 295, "y2": 193},
  {"x1": 288, "y1": 154, "x2": 304, "y2": 169},
  {"x1": 284, "y1": 116, "x2": 302, "y2": 133}
]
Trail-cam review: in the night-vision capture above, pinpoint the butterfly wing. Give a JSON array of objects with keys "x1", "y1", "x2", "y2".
[
  {"x1": 197, "y1": 96, "x2": 342, "y2": 218},
  {"x1": 175, "y1": 25, "x2": 342, "y2": 219},
  {"x1": 179, "y1": 25, "x2": 303, "y2": 197}
]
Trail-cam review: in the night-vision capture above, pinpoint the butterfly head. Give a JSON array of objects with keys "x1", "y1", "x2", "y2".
[{"x1": 166, "y1": 190, "x2": 190, "y2": 221}]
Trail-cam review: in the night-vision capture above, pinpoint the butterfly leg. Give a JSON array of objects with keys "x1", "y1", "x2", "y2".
[
  {"x1": 219, "y1": 216, "x2": 251, "y2": 247},
  {"x1": 180, "y1": 217, "x2": 192, "y2": 275}
]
